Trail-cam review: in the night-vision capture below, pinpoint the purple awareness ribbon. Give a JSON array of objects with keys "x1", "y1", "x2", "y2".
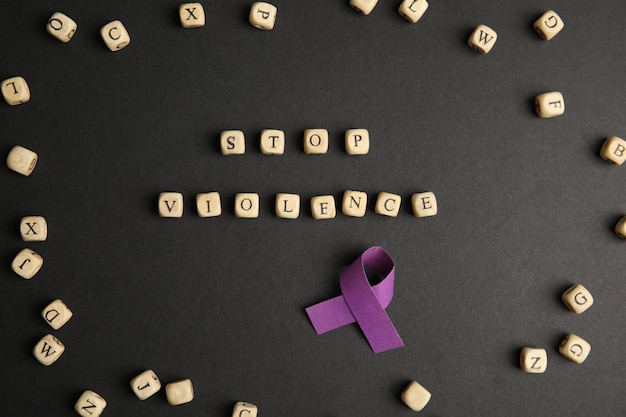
[{"x1": 305, "y1": 246, "x2": 404, "y2": 354}]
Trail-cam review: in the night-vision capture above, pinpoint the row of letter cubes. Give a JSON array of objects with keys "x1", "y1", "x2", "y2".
[{"x1": 158, "y1": 191, "x2": 438, "y2": 219}]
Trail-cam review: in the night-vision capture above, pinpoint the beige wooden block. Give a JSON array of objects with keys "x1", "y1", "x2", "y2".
[
  {"x1": 100, "y1": 20, "x2": 130, "y2": 51},
  {"x1": 180, "y1": 3, "x2": 205, "y2": 28},
  {"x1": 20, "y1": 216, "x2": 47, "y2": 241},
  {"x1": 411, "y1": 192, "x2": 437, "y2": 217},
  {"x1": 166, "y1": 379, "x2": 194, "y2": 405},
  {"x1": 131, "y1": 369, "x2": 162, "y2": 400},
  {"x1": 33, "y1": 334, "x2": 65, "y2": 366},
  {"x1": 311, "y1": 195, "x2": 336, "y2": 219},
  {"x1": 616, "y1": 216, "x2": 626, "y2": 239},
  {"x1": 235, "y1": 193, "x2": 260, "y2": 218},
  {"x1": 221, "y1": 130, "x2": 246, "y2": 155},
  {"x1": 401, "y1": 380, "x2": 431, "y2": 412},
  {"x1": 260, "y1": 129, "x2": 285, "y2": 155},
  {"x1": 47, "y1": 12, "x2": 77, "y2": 43},
  {"x1": 2, "y1": 77, "x2": 30, "y2": 105},
  {"x1": 42, "y1": 299, "x2": 73, "y2": 330},
  {"x1": 249, "y1": 2, "x2": 277, "y2": 30},
  {"x1": 304, "y1": 129, "x2": 329, "y2": 154},
  {"x1": 345, "y1": 129, "x2": 369, "y2": 155},
  {"x1": 398, "y1": 0, "x2": 429, "y2": 23},
  {"x1": 159, "y1": 192, "x2": 184, "y2": 217},
  {"x1": 342, "y1": 190, "x2": 367, "y2": 217},
  {"x1": 520, "y1": 347, "x2": 547, "y2": 373},
  {"x1": 534, "y1": 10, "x2": 564, "y2": 41},
  {"x1": 75, "y1": 390, "x2": 107, "y2": 417},
  {"x1": 12, "y1": 248, "x2": 43, "y2": 279},
  {"x1": 600, "y1": 136, "x2": 626, "y2": 165},
  {"x1": 375, "y1": 192, "x2": 401, "y2": 217},
  {"x1": 275, "y1": 193, "x2": 300, "y2": 219},
  {"x1": 535, "y1": 91, "x2": 565, "y2": 118},
  {"x1": 196, "y1": 192, "x2": 221, "y2": 217},
  {"x1": 562, "y1": 284, "x2": 593, "y2": 314},
  {"x1": 468, "y1": 24, "x2": 497, "y2": 54},
  {"x1": 7, "y1": 145, "x2": 38, "y2": 176},
  {"x1": 232, "y1": 402, "x2": 258, "y2": 417},
  {"x1": 350, "y1": 0, "x2": 379, "y2": 15},
  {"x1": 559, "y1": 333, "x2": 591, "y2": 364}
]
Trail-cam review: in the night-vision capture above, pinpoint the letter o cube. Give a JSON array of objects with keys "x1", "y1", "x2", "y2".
[
  {"x1": 33, "y1": 334, "x2": 65, "y2": 366},
  {"x1": 535, "y1": 91, "x2": 565, "y2": 118},
  {"x1": 75, "y1": 390, "x2": 107, "y2": 417},
  {"x1": 534, "y1": 10, "x2": 564, "y2": 41},
  {"x1": 166, "y1": 379, "x2": 194, "y2": 405},
  {"x1": 561, "y1": 284, "x2": 593, "y2": 314},
  {"x1": 304, "y1": 129, "x2": 329, "y2": 154},
  {"x1": 7, "y1": 145, "x2": 38, "y2": 176},
  {"x1": 249, "y1": 2, "x2": 277, "y2": 30},
  {"x1": 600, "y1": 136, "x2": 626, "y2": 165},
  {"x1": 559, "y1": 333, "x2": 591, "y2": 364},
  {"x1": 520, "y1": 347, "x2": 547, "y2": 373},
  {"x1": 47, "y1": 12, "x2": 78, "y2": 43},
  {"x1": 42, "y1": 299, "x2": 73, "y2": 330},
  {"x1": 12, "y1": 248, "x2": 44, "y2": 279},
  {"x1": 401, "y1": 380, "x2": 431, "y2": 412},
  {"x1": 131, "y1": 369, "x2": 162, "y2": 400},
  {"x1": 232, "y1": 402, "x2": 258, "y2": 417},
  {"x1": 235, "y1": 193, "x2": 260, "y2": 218},
  {"x1": 101, "y1": 20, "x2": 130, "y2": 51}
]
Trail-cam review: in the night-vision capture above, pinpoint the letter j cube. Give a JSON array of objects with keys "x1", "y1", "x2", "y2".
[
  {"x1": 249, "y1": 2, "x2": 277, "y2": 30},
  {"x1": 535, "y1": 91, "x2": 565, "y2": 118}
]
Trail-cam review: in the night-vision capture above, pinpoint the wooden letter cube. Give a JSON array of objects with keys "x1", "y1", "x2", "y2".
[
  {"x1": 2, "y1": 77, "x2": 30, "y2": 105},
  {"x1": 42, "y1": 299, "x2": 73, "y2": 330},
  {"x1": 100, "y1": 20, "x2": 130, "y2": 51},
  {"x1": 616, "y1": 216, "x2": 626, "y2": 239},
  {"x1": 375, "y1": 192, "x2": 401, "y2": 217},
  {"x1": 33, "y1": 334, "x2": 65, "y2": 366},
  {"x1": 350, "y1": 0, "x2": 379, "y2": 15},
  {"x1": 131, "y1": 369, "x2": 162, "y2": 400},
  {"x1": 221, "y1": 130, "x2": 246, "y2": 155},
  {"x1": 311, "y1": 195, "x2": 336, "y2": 219},
  {"x1": 260, "y1": 129, "x2": 285, "y2": 155},
  {"x1": 345, "y1": 129, "x2": 369, "y2": 155},
  {"x1": 158, "y1": 192, "x2": 184, "y2": 217},
  {"x1": 412, "y1": 192, "x2": 437, "y2": 217},
  {"x1": 600, "y1": 136, "x2": 626, "y2": 165},
  {"x1": 275, "y1": 193, "x2": 300, "y2": 219},
  {"x1": 7, "y1": 145, "x2": 38, "y2": 176},
  {"x1": 520, "y1": 347, "x2": 547, "y2": 373},
  {"x1": 20, "y1": 216, "x2": 47, "y2": 241},
  {"x1": 166, "y1": 379, "x2": 194, "y2": 405},
  {"x1": 562, "y1": 284, "x2": 593, "y2": 314},
  {"x1": 468, "y1": 24, "x2": 497, "y2": 54},
  {"x1": 398, "y1": 0, "x2": 429, "y2": 24},
  {"x1": 534, "y1": 10, "x2": 564, "y2": 41},
  {"x1": 196, "y1": 192, "x2": 221, "y2": 217},
  {"x1": 12, "y1": 248, "x2": 43, "y2": 279},
  {"x1": 233, "y1": 402, "x2": 258, "y2": 417},
  {"x1": 559, "y1": 333, "x2": 591, "y2": 364},
  {"x1": 249, "y1": 2, "x2": 277, "y2": 30},
  {"x1": 75, "y1": 390, "x2": 107, "y2": 417},
  {"x1": 342, "y1": 190, "x2": 367, "y2": 217},
  {"x1": 401, "y1": 380, "x2": 431, "y2": 412},
  {"x1": 47, "y1": 12, "x2": 78, "y2": 43},
  {"x1": 180, "y1": 3, "x2": 205, "y2": 28},
  {"x1": 235, "y1": 193, "x2": 260, "y2": 218},
  {"x1": 304, "y1": 129, "x2": 329, "y2": 154},
  {"x1": 535, "y1": 91, "x2": 565, "y2": 118}
]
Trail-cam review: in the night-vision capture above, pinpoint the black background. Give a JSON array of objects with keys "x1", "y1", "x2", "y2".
[{"x1": 1, "y1": 1, "x2": 625, "y2": 416}]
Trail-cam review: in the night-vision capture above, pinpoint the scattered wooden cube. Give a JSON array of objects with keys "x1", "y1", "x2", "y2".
[
  {"x1": 47, "y1": 12, "x2": 77, "y2": 43},
  {"x1": 235, "y1": 193, "x2": 260, "y2": 218},
  {"x1": 559, "y1": 333, "x2": 591, "y2": 364},
  {"x1": 158, "y1": 192, "x2": 184, "y2": 217},
  {"x1": 12, "y1": 248, "x2": 43, "y2": 279},
  {"x1": 260, "y1": 129, "x2": 285, "y2": 155},
  {"x1": 398, "y1": 0, "x2": 429, "y2": 24},
  {"x1": 232, "y1": 402, "x2": 258, "y2": 417},
  {"x1": 311, "y1": 195, "x2": 336, "y2": 219},
  {"x1": 221, "y1": 130, "x2": 246, "y2": 155},
  {"x1": 249, "y1": 2, "x2": 277, "y2": 30},
  {"x1": 131, "y1": 369, "x2": 162, "y2": 400},
  {"x1": 166, "y1": 379, "x2": 194, "y2": 405},
  {"x1": 75, "y1": 390, "x2": 107, "y2": 417},
  {"x1": 535, "y1": 91, "x2": 565, "y2": 118},
  {"x1": 411, "y1": 192, "x2": 437, "y2": 217},
  {"x1": 42, "y1": 299, "x2": 73, "y2": 330},
  {"x1": 345, "y1": 129, "x2": 369, "y2": 155},
  {"x1": 350, "y1": 0, "x2": 379, "y2": 15},
  {"x1": 304, "y1": 129, "x2": 329, "y2": 154},
  {"x1": 375, "y1": 192, "x2": 401, "y2": 217},
  {"x1": 534, "y1": 10, "x2": 564, "y2": 41},
  {"x1": 468, "y1": 24, "x2": 497, "y2": 54},
  {"x1": 600, "y1": 136, "x2": 626, "y2": 165},
  {"x1": 196, "y1": 192, "x2": 222, "y2": 217},
  {"x1": 401, "y1": 380, "x2": 431, "y2": 412},
  {"x1": 520, "y1": 347, "x2": 547, "y2": 373},
  {"x1": 342, "y1": 190, "x2": 367, "y2": 217},
  {"x1": 7, "y1": 145, "x2": 38, "y2": 176},
  {"x1": 616, "y1": 216, "x2": 626, "y2": 239},
  {"x1": 100, "y1": 20, "x2": 130, "y2": 51},
  {"x1": 2, "y1": 76, "x2": 30, "y2": 105},
  {"x1": 180, "y1": 3, "x2": 205, "y2": 28},
  {"x1": 275, "y1": 193, "x2": 300, "y2": 219},
  {"x1": 33, "y1": 334, "x2": 65, "y2": 366},
  {"x1": 562, "y1": 284, "x2": 594, "y2": 314},
  {"x1": 20, "y1": 216, "x2": 47, "y2": 241}
]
